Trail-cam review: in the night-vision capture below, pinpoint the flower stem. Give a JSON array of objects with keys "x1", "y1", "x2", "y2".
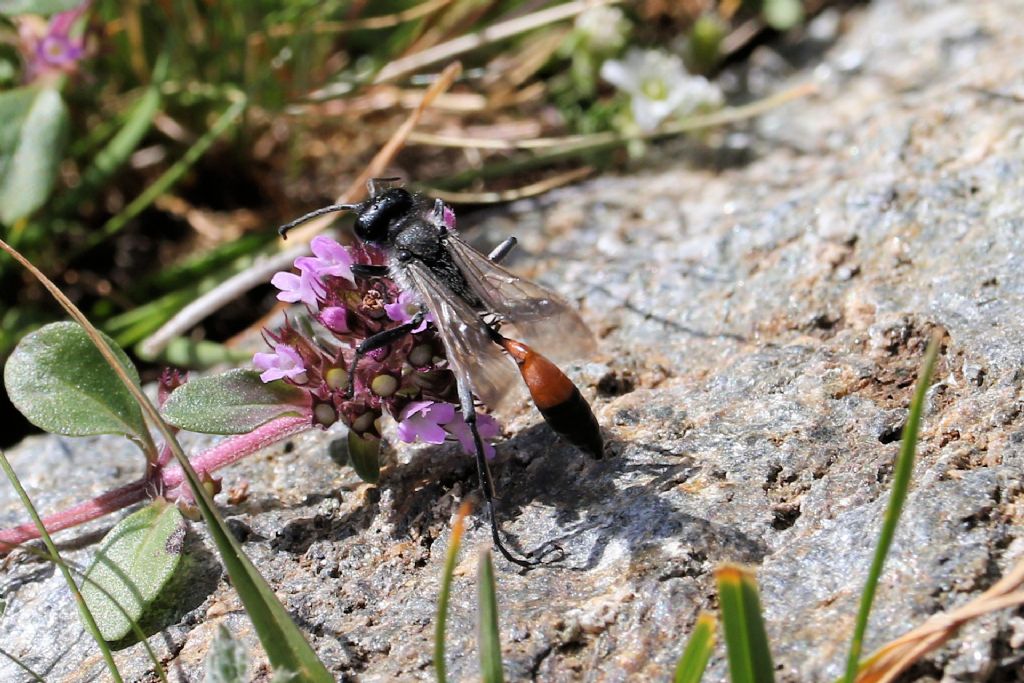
[{"x1": 0, "y1": 414, "x2": 311, "y2": 552}]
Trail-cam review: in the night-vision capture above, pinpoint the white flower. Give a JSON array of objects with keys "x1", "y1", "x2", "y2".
[
  {"x1": 600, "y1": 48, "x2": 724, "y2": 132},
  {"x1": 574, "y1": 6, "x2": 629, "y2": 52}
]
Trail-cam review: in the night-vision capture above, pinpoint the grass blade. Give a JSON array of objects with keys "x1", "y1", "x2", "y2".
[
  {"x1": 0, "y1": 238, "x2": 333, "y2": 682},
  {"x1": 674, "y1": 612, "x2": 717, "y2": 683},
  {"x1": 0, "y1": 448, "x2": 124, "y2": 683},
  {"x1": 78, "y1": 94, "x2": 247, "y2": 255},
  {"x1": 477, "y1": 549, "x2": 504, "y2": 683},
  {"x1": 842, "y1": 334, "x2": 941, "y2": 682},
  {"x1": 715, "y1": 564, "x2": 774, "y2": 683},
  {"x1": 435, "y1": 501, "x2": 471, "y2": 683}
]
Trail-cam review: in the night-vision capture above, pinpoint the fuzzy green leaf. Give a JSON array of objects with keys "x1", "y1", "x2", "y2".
[
  {"x1": 204, "y1": 625, "x2": 248, "y2": 683},
  {"x1": 0, "y1": 87, "x2": 68, "y2": 225},
  {"x1": 81, "y1": 501, "x2": 187, "y2": 642},
  {"x1": 161, "y1": 369, "x2": 306, "y2": 435},
  {"x1": 4, "y1": 321, "x2": 146, "y2": 439},
  {"x1": 0, "y1": 0, "x2": 81, "y2": 15}
]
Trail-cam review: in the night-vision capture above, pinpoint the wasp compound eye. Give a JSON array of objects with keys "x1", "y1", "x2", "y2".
[{"x1": 354, "y1": 188, "x2": 413, "y2": 243}]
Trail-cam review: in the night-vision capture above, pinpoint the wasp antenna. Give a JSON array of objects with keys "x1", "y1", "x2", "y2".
[{"x1": 277, "y1": 204, "x2": 357, "y2": 239}]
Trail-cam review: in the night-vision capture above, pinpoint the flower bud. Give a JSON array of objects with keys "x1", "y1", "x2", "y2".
[
  {"x1": 371, "y1": 373, "x2": 399, "y2": 397},
  {"x1": 408, "y1": 343, "x2": 433, "y2": 367},
  {"x1": 326, "y1": 367, "x2": 349, "y2": 390},
  {"x1": 314, "y1": 402, "x2": 338, "y2": 428}
]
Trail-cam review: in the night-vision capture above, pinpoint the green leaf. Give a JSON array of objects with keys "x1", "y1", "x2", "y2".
[
  {"x1": 80, "y1": 501, "x2": 187, "y2": 642},
  {"x1": 204, "y1": 625, "x2": 248, "y2": 683},
  {"x1": 0, "y1": 87, "x2": 69, "y2": 225},
  {"x1": 346, "y1": 431, "x2": 381, "y2": 484},
  {"x1": 478, "y1": 550, "x2": 504, "y2": 683},
  {"x1": 3, "y1": 321, "x2": 147, "y2": 440},
  {"x1": 674, "y1": 612, "x2": 717, "y2": 683},
  {"x1": 715, "y1": 564, "x2": 774, "y2": 683},
  {"x1": 0, "y1": 0, "x2": 81, "y2": 16},
  {"x1": 762, "y1": 0, "x2": 805, "y2": 30},
  {"x1": 161, "y1": 369, "x2": 306, "y2": 434},
  {"x1": 842, "y1": 335, "x2": 941, "y2": 682}
]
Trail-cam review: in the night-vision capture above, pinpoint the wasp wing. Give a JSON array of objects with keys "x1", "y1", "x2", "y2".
[
  {"x1": 402, "y1": 260, "x2": 522, "y2": 411},
  {"x1": 444, "y1": 232, "x2": 596, "y2": 362}
]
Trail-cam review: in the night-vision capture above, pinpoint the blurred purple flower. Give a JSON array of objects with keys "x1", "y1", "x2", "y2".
[
  {"x1": 442, "y1": 204, "x2": 456, "y2": 230},
  {"x1": 297, "y1": 236, "x2": 355, "y2": 284},
  {"x1": 253, "y1": 344, "x2": 307, "y2": 383},
  {"x1": 271, "y1": 269, "x2": 322, "y2": 309},
  {"x1": 443, "y1": 411, "x2": 500, "y2": 460},
  {"x1": 397, "y1": 400, "x2": 455, "y2": 445},
  {"x1": 18, "y1": 3, "x2": 90, "y2": 82},
  {"x1": 384, "y1": 290, "x2": 433, "y2": 333}
]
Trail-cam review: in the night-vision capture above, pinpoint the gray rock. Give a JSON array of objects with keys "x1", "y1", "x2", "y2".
[{"x1": 3, "y1": 0, "x2": 1024, "y2": 680}]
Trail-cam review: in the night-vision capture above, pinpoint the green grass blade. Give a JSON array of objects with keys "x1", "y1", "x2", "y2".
[
  {"x1": 715, "y1": 564, "x2": 775, "y2": 683},
  {"x1": 0, "y1": 238, "x2": 333, "y2": 682},
  {"x1": 0, "y1": 448, "x2": 124, "y2": 683},
  {"x1": 55, "y1": 84, "x2": 161, "y2": 215},
  {"x1": 79, "y1": 94, "x2": 247, "y2": 254},
  {"x1": 477, "y1": 550, "x2": 504, "y2": 683},
  {"x1": 674, "y1": 612, "x2": 717, "y2": 683},
  {"x1": 842, "y1": 334, "x2": 941, "y2": 683},
  {"x1": 435, "y1": 501, "x2": 471, "y2": 683}
]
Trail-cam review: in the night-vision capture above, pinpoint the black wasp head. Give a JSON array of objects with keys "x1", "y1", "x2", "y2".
[{"x1": 354, "y1": 187, "x2": 413, "y2": 244}]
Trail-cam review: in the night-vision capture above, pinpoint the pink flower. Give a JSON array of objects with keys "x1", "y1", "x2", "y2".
[
  {"x1": 397, "y1": 401, "x2": 455, "y2": 444},
  {"x1": 319, "y1": 306, "x2": 349, "y2": 333},
  {"x1": 443, "y1": 411, "x2": 500, "y2": 460},
  {"x1": 253, "y1": 344, "x2": 307, "y2": 383},
  {"x1": 297, "y1": 236, "x2": 355, "y2": 284},
  {"x1": 271, "y1": 269, "x2": 322, "y2": 309},
  {"x1": 384, "y1": 290, "x2": 433, "y2": 333},
  {"x1": 18, "y1": 3, "x2": 90, "y2": 82}
]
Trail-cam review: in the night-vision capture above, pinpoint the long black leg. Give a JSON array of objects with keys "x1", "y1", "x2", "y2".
[
  {"x1": 456, "y1": 382, "x2": 540, "y2": 569},
  {"x1": 344, "y1": 310, "x2": 425, "y2": 399},
  {"x1": 352, "y1": 263, "x2": 389, "y2": 278}
]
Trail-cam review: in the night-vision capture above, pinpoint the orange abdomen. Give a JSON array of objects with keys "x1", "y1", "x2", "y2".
[{"x1": 501, "y1": 338, "x2": 603, "y2": 458}]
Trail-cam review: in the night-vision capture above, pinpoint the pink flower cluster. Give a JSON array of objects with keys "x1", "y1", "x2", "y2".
[{"x1": 254, "y1": 234, "x2": 497, "y2": 458}]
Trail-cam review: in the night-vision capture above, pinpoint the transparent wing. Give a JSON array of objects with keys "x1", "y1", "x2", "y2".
[
  {"x1": 403, "y1": 260, "x2": 522, "y2": 411},
  {"x1": 444, "y1": 233, "x2": 596, "y2": 362}
]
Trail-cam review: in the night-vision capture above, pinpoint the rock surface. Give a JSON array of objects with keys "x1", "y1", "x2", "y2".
[{"x1": 3, "y1": 0, "x2": 1024, "y2": 680}]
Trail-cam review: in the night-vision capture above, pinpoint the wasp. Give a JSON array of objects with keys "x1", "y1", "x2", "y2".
[{"x1": 280, "y1": 179, "x2": 602, "y2": 566}]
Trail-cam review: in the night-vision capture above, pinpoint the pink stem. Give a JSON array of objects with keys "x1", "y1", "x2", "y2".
[
  {"x1": 0, "y1": 479, "x2": 150, "y2": 551},
  {"x1": 160, "y1": 415, "x2": 310, "y2": 489},
  {"x1": 0, "y1": 414, "x2": 312, "y2": 552}
]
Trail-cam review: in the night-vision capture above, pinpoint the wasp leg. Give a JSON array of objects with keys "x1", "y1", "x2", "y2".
[
  {"x1": 344, "y1": 310, "x2": 425, "y2": 399},
  {"x1": 457, "y1": 381, "x2": 562, "y2": 568},
  {"x1": 351, "y1": 263, "x2": 389, "y2": 278},
  {"x1": 487, "y1": 236, "x2": 517, "y2": 264}
]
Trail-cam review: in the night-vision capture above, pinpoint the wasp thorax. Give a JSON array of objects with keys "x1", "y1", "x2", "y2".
[{"x1": 354, "y1": 187, "x2": 413, "y2": 243}]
